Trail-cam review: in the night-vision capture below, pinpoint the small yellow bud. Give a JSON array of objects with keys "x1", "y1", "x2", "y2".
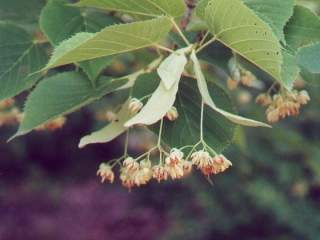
[
  {"x1": 128, "y1": 98, "x2": 143, "y2": 114},
  {"x1": 166, "y1": 106, "x2": 179, "y2": 121}
]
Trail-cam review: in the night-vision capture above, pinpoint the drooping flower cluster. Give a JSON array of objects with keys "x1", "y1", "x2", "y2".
[
  {"x1": 97, "y1": 147, "x2": 232, "y2": 189},
  {"x1": 191, "y1": 151, "x2": 232, "y2": 176},
  {"x1": 227, "y1": 67, "x2": 257, "y2": 90},
  {"x1": 97, "y1": 163, "x2": 115, "y2": 183},
  {"x1": 256, "y1": 90, "x2": 310, "y2": 123},
  {"x1": 0, "y1": 98, "x2": 22, "y2": 127}
]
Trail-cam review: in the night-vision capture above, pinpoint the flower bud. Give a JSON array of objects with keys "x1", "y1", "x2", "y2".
[
  {"x1": 128, "y1": 98, "x2": 143, "y2": 114},
  {"x1": 166, "y1": 106, "x2": 179, "y2": 121},
  {"x1": 123, "y1": 157, "x2": 139, "y2": 172},
  {"x1": 256, "y1": 93, "x2": 272, "y2": 106},
  {"x1": 266, "y1": 108, "x2": 280, "y2": 123},
  {"x1": 0, "y1": 98, "x2": 15, "y2": 110},
  {"x1": 297, "y1": 90, "x2": 310, "y2": 105},
  {"x1": 152, "y1": 165, "x2": 168, "y2": 182}
]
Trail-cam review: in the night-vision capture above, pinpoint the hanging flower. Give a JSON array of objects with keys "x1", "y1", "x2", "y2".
[{"x1": 97, "y1": 163, "x2": 115, "y2": 183}]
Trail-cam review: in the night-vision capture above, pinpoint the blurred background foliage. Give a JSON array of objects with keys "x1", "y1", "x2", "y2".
[{"x1": 1, "y1": 0, "x2": 320, "y2": 239}]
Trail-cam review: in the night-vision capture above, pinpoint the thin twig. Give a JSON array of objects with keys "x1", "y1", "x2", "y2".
[{"x1": 196, "y1": 37, "x2": 217, "y2": 53}]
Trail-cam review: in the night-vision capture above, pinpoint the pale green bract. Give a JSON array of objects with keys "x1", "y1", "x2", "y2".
[
  {"x1": 157, "y1": 47, "x2": 190, "y2": 90},
  {"x1": 46, "y1": 17, "x2": 173, "y2": 69},
  {"x1": 204, "y1": 0, "x2": 282, "y2": 82},
  {"x1": 79, "y1": 101, "x2": 131, "y2": 148},
  {"x1": 73, "y1": 0, "x2": 186, "y2": 18},
  {"x1": 190, "y1": 50, "x2": 271, "y2": 128},
  {"x1": 125, "y1": 80, "x2": 180, "y2": 127}
]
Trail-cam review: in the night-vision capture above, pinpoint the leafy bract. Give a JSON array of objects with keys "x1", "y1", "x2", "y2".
[
  {"x1": 204, "y1": 0, "x2": 282, "y2": 82},
  {"x1": 79, "y1": 101, "x2": 131, "y2": 148},
  {"x1": 46, "y1": 17, "x2": 173, "y2": 69},
  {"x1": 0, "y1": 23, "x2": 47, "y2": 101},
  {"x1": 40, "y1": 0, "x2": 118, "y2": 83},
  {"x1": 242, "y1": 0, "x2": 295, "y2": 43},
  {"x1": 131, "y1": 73, "x2": 236, "y2": 153},
  {"x1": 73, "y1": 0, "x2": 186, "y2": 18},
  {"x1": 125, "y1": 79, "x2": 179, "y2": 127},
  {"x1": 14, "y1": 72, "x2": 128, "y2": 137},
  {"x1": 157, "y1": 47, "x2": 190, "y2": 90},
  {"x1": 297, "y1": 43, "x2": 320, "y2": 74},
  {"x1": 190, "y1": 51, "x2": 270, "y2": 128},
  {"x1": 285, "y1": 6, "x2": 320, "y2": 50}
]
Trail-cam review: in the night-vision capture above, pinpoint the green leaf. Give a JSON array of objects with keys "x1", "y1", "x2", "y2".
[
  {"x1": 46, "y1": 17, "x2": 173, "y2": 69},
  {"x1": 297, "y1": 43, "x2": 320, "y2": 74},
  {"x1": 204, "y1": 0, "x2": 283, "y2": 82},
  {"x1": 40, "y1": 0, "x2": 119, "y2": 83},
  {"x1": 190, "y1": 51, "x2": 270, "y2": 128},
  {"x1": 281, "y1": 50, "x2": 300, "y2": 90},
  {"x1": 79, "y1": 101, "x2": 131, "y2": 148},
  {"x1": 157, "y1": 47, "x2": 189, "y2": 90},
  {"x1": 163, "y1": 77, "x2": 236, "y2": 153},
  {"x1": 0, "y1": 0, "x2": 46, "y2": 24},
  {"x1": 196, "y1": 0, "x2": 209, "y2": 20},
  {"x1": 73, "y1": 0, "x2": 186, "y2": 18},
  {"x1": 125, "y1": 77, "x2": 180, "y2": 127},
  {"x1": 14, "y1": 72, "x2": 128, "y2": 137},
  {"x1": 0, "y1": 23, "x2": 47, "y2": 101},
  {"x1": 285, "y1": 6, "x2": 320, "y2": 50},
  {"x1": 132, "y1": 73, "x2": 236, "y2": 153},
  {"x1": 242, "y1": 0, "x2": 295, "y2": 43}
]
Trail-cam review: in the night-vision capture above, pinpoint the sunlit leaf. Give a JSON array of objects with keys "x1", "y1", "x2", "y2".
[
  {"x1": 73, "y1": 0, "x2": 186, "y2": 18},
  {"x1": 46, "y1": 17, "x2": 173, "y2": 69},
  {"x1": 204, "y1": 0, "x2": 283, "y2": 82}
]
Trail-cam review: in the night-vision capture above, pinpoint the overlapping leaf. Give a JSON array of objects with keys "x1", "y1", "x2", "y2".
[
  {"x1": 242, "y1": 0, "x2": 295, "y2": 43},
  {"x1": 73, "y1": 0, "x2": 186, "y2": 18},
  {"x1": 0, "y1": 23, "x2": 47, "y2": 101},
  {"x1": 14, "y1": 72, "x2": 128, "y2": 137},
  {"x1": 40, "y1": 0, "x2": 118, "y2": 83},
  {"x1": 204, "y1": 0, "x2": 283, "y2": 82},
  {"x1": 285, "y1": 6, "x2": 320, "y2": 50},
  {"x1": 46, "y1": 17, "x2": 172, "y2": 69},
  {"x1": 297, "y1": 43, "x2": 320, "y2": 74}
]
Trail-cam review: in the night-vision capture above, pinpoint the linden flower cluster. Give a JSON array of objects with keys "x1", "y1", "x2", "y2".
[
  {"x1": 97, "y1": 148, "x2": 232, "y2": 189},
  {"x1": 256, "y1": 90, "x2": 310, "y2": 123},
  {"x1": 228, "y1": 67, "x2": 257, "y2": 90},
  {"x1": 0, "y1": 98, "x2": 22, "y2": 127}
]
